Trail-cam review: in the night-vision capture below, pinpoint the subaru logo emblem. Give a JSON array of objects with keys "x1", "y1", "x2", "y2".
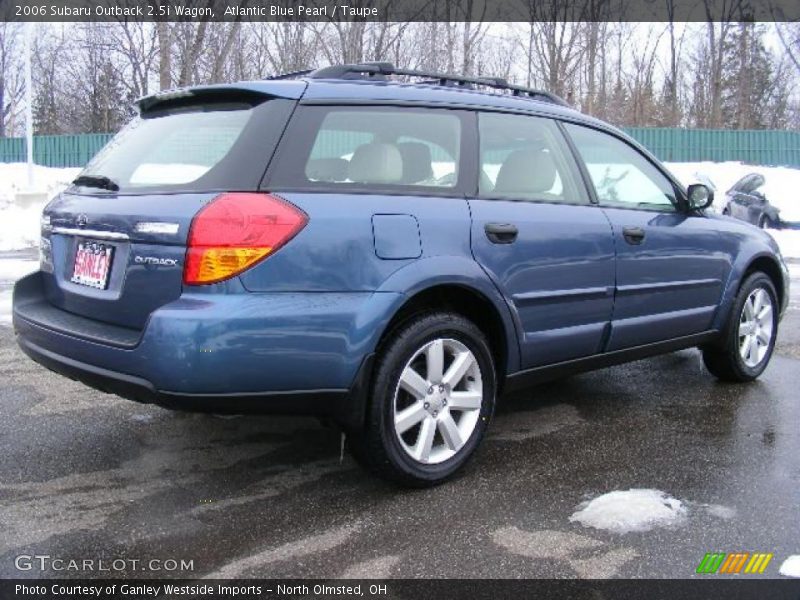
[{"x1": 76, "y1": 214, "x2": 89, "y2": 228}]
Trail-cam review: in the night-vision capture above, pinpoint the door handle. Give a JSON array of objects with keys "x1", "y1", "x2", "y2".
[
  {"x1": 622, "y1": 226, "x2": 645, "y2": 245},
  {"x1": 485, "y1": 223, "x2": 518, "y2": 244}
]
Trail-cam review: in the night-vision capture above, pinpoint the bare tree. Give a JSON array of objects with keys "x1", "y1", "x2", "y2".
[{"x1": 0, "y1": 23, "x2": 23, "y2": 136}]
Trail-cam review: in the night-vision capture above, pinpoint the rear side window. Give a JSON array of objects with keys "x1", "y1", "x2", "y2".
[
  {"x1": 478, "y1": 112, "x2": 586, "y2": 204},
  {"x1": 76, "y1": 97, "x2": 295, "y2": 194},
  {"x1": 268, "y1": 106, "x2": 464, "y2": 192}
]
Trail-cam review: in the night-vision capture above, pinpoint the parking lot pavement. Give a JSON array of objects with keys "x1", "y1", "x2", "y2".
[{"x1": 0, "y1": 255, "x2": 798, "y2": 579}]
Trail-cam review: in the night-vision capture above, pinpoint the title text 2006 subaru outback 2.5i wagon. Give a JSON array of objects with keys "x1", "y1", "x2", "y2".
[{"x1": 13, "y1": 63, "x2": 790, "y2": 486}]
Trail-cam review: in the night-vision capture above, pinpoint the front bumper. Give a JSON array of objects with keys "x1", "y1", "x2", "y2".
[{"x1": 12, "y1": 272, "x2": 397, "y2": 429}]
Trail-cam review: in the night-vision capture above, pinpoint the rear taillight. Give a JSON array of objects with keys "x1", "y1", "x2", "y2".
[{"x1": 184, "y1": 193, "x2": 307, "y2": 285}]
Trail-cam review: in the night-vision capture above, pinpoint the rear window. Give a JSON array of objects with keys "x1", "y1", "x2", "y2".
[
  {"x1": 76, "y1": 97, "x2": 294, "y2": 194},
  {"x1": 268, "y1": 106, "x2": 465, "y2": 193}
]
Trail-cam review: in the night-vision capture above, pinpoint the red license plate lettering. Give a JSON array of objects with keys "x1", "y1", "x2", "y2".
[{"x1": 71, "y1": 242, "x2": 114, "y2": 289}]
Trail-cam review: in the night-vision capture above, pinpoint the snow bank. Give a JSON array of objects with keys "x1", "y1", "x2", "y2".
[
  {"x1": 769, "y1": 229, "x2": 800, "y2": 261},
  {"x1": 0, "y1": 257, "x2": 38, "y2": 325},
  {"x1": 569, "y1": 489, "x2": 687, "y2": 534},
  {"x1": 0, "y1": 164, "x2": 80, "y2": 252},
  {"x1": 665, "y1": 161, "x2": 800, "y2": 222},
  {"x1": 779, "y1": 555, "x2": 800, "y2": 578},
  {"x1": 664, "y1": 161, "x2": 800, "y2": 259}
]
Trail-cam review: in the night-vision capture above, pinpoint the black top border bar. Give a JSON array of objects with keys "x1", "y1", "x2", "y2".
[{"x1": 4, "y1": 0, "x2": 800, "y2": 23}]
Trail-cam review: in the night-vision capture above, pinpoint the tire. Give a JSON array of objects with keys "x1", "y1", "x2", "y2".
[
  {"x1": 349, "y1": 312, "x2": 496, "y2": 487},
  {"x1": 758, "y1": 214, "x2": 775, "y2": 229},
  {"x1": 702, "y1": 272, "x2": 779, "y2": 382}
]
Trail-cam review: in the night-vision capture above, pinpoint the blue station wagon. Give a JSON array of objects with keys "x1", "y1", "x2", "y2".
[{"x1": 13, "y1": 63, "x2": 790, "y2": 485}]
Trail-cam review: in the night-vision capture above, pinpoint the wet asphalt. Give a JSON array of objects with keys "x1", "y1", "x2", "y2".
[{"x1": 0, "y1": 252, "x2": 798, "y2": 580}]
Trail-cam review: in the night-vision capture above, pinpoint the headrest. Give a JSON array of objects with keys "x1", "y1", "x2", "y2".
[
  {"x1": 306, "y1": 158, "x2": 348, "y2": 182},
  {"x1": 348, "y1": 142, "x2": 403, "y2": 184},
  {"x1": 397, "y1": 142, "x2": 434, "y2": 183},
  {"x1": 494, "y1": 149, "x2": 557, "y2": 196}
]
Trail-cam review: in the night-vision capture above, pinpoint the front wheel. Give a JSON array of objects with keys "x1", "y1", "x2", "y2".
[
  {"x1": 758, "y1": 214, "x2": 776, "y2": 229},
  {"x1": 702, "y1": 272, "x2": 778, "y2": 382},
  {"x1": 349, "y1": 312, "x2": 496, "y2": 487}
]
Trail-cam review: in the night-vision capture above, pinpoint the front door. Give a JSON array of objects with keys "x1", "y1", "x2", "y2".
[
  {"x1": 563, "y1": 123, "x2": 729, "y2": 351},
  {"x1": 469, "y1": 112, "x2": 615, "y2": 369}
]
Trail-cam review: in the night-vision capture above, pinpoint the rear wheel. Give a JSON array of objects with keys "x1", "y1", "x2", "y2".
[
  {"x1": 702, "y1": 272, "x2": 778, "y2": 382},
  {"x1": 350, "y1": 312, "x2": 495, "y2": 487}
]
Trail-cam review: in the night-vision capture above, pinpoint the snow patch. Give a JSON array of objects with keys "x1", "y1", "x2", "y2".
[
  {"x1": 0, "y1": 163, "x2": 80, "y2": 251},
  {"x1": 0, "y1": 257, "x2": 39, "y2": 326},
  {"x1": 569, "y1": 489, "x2": 687, "y2": 534},
  {"x1": 0, "y1": 258, "x2": 39, "y2": 282},
  {"x1": 768, "y1": 229, "x2": 800, "y2": 261},
  {"x1": 779, "y1": 555, "x2": 800, "y2": 578},
  {"x1": 703, "y1": 504, "x2": 737, "y2": 519},
  {"x1": 0, "y1": 290, "x2": 11, "y2": 325}
]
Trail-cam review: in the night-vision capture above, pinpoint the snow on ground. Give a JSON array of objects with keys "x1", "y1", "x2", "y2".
[
  {"x1": 0, "y1": 164, "x2": 81, "y2": 252},
  {"x1": 0, "y1": 256, "x2": 38, "y2": 325},
  {"x1": 0, "y1": 291, "x2": 11, "y2": 325},
  {"x1": 779, "y1": 555, "x2": 800, "y2": 577},
  {"x1": 569, "y1": 489, "x2": 687, "y2": 534},
  {"x1": 769, "y1": 228, "x2": 800, "y2": 261}
]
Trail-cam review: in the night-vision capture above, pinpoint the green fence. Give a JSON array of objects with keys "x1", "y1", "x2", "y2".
[
  {"x1": 0, "y1": 133, "x2": 113, "y2": 168},
  {"x1": 1, "y1": 128, "x2": 799, "y2": 169},
  {"x1": 622, "y1": 127, "x2": 800, "y2": 167}
]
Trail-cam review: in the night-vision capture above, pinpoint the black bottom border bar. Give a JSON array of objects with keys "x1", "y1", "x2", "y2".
[{"x1": 3, "y1": 579, "x2": 800, "y2": 600}]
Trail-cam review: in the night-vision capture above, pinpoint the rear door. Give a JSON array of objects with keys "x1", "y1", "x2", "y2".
[
  {"x1": 468, "y1": 112, "x2": 615, "y2": 369},
  {"x1": 563, "y1": 122, "x2": 728, "y2": 351},
  {"x1": 40, "y1": 93, "x2": 297, "y2": 330}
]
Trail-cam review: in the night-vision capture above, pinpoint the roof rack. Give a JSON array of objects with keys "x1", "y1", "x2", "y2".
[
  {"x1": 301, "y1": 62, "x2": 569, "y2": 107},
  {"x1": 266, "y1": 69, "x2": 315, "y2": 80}
]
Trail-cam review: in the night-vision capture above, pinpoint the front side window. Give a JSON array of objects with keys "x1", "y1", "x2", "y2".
[
  {"x1": 564, "y1": 123, "x2": 678, "y2": 211},
  {"x1": 478, "y1": 112, "x2": 585, "y2": 204},
  {"x1": 271, "y1": 106, "x2": 462, "y2": 191}
]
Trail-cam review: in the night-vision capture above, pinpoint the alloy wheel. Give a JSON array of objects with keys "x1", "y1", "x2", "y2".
[
  {"x1": 738, "y1": 287, "x2": 774, "y2": 368},
  {"x1": 392, "y1": 338, "x2": 483, "y2": 464}
]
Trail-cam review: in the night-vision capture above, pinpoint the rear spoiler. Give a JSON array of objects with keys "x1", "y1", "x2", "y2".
[{"x1": 136, "y1": 81, "x2": 307, "y2": 113}]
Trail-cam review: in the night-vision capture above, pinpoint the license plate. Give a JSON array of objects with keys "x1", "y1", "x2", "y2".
[{"x1": 71, "y1": 242, "x2": 114, "y2": 289}]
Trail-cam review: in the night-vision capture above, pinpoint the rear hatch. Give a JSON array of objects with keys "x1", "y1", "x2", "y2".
[{"x1": 39, "y1": 85, "x2": 301, "y2": 331}]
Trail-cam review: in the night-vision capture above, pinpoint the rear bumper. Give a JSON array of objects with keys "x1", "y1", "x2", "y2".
[
  {"x1": 13, "y1": 272, "x2": 397, "y2": 429},
  {"x1": 16, "y1": 334, "x2": 373, "y2": 428}
]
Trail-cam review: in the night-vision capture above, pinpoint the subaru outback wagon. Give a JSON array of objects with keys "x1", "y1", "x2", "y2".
[{"x1": 13, "y1": 63, "x2": 789, "y2": 486}]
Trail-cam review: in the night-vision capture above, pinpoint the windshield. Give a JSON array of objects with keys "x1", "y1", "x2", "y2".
[{"x1": 75, "y1": 98, "x2": 293, "y2": 194}]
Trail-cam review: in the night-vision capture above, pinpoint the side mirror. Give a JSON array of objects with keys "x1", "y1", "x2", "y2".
[{"x1": 687, "y1": 184, "x2": 714, "y2": 210}]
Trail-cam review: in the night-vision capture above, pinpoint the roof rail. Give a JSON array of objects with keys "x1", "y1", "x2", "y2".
[
  {"x1": 266, "y1": 69, "x2": 315, "y2": 80},
  {"x1": 303, "y1": 62, "x2": 569, "y2": 107}
]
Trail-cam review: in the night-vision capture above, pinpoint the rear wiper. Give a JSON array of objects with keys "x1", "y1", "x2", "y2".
[{"x1": 72, "y1": 175, "x2": 120, "y2": 192}]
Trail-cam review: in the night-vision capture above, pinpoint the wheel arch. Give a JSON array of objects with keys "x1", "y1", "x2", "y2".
[
  {"x1": 374, "y1": 283, "x2": 513, "y2": 393},
  {"x1": 371, "y1": 257, "x2": 522, "y2": 387},
  {"x1": 713, "y1": 251, "x2": 786, "y2": 332},
  {"x1": 743, "y1": 255, "x2": 785, "y2": 308}
]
